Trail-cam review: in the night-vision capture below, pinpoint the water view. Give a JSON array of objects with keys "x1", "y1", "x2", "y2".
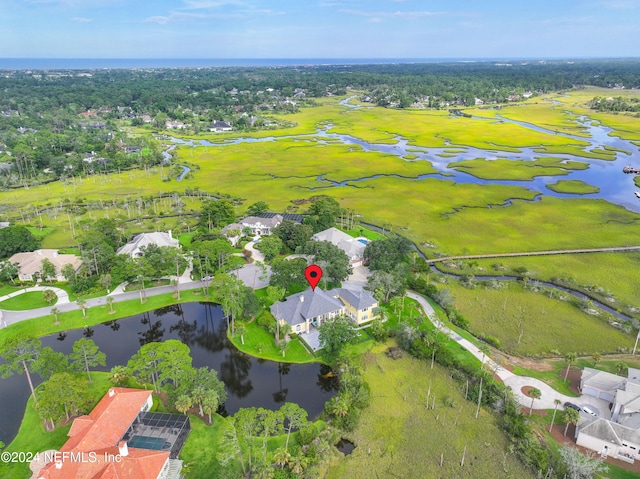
[{"x1": 0, "y1": 302, "x2": 337, "y2": 444}]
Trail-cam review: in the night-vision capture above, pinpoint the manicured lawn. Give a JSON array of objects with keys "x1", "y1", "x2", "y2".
[
  {"x1": 178, "y1": 232, "x2": 195, "y2": 248},
  {"x1": 0, "y1": 291, "x2": 54, "y2": 310},
  {"x1": 342, "y1": 226, "x2": 386, "y2": 241},
  {"x1": 228, "y1": 312, "x2": 319, "y2": 364},
  {"x1": 324, "y1": 343, "x2": 536, "y2": 479},
  {"x1": 0, "y1": 289, "x2": 207, "y2": 343}
]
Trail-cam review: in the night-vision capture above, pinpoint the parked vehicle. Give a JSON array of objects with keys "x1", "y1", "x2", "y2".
[
  {"x1": 582, "y1": 406, "x2": 597, "y2": 416},
  {"x1": 564, "y1": 402, "x2": 581, "y2": 412}
]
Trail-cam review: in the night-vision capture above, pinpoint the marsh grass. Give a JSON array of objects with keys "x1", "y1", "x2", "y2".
[
  {"x1": 546, "y1": 180, "x2": 600, "y2": 194},
  {"x1": 447, "y1": 281, "x2": 632, "y2": 356},
  {"x1": 324, "y1": 343, "x2": 536, "y2": 479},
  {"x1": 450, "y1": 157, "x2": 589, "y2": 181}
]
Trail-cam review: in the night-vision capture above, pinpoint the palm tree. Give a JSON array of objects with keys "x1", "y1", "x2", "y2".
[
  {"x1": 528, "y1": 387, "x2": 541, "y2": 415},
  {"x1": 563, "y1": 407, "x2": 580, "y2": 436},
  {"x1": 235, "y1": 322, "x2": 247, "y2": 345},
  {"x1": 549, "y1": 399, "x2": 562, "y2": 432},
  {"x1": 77, "y1": 300, "x2": 87, "y2": 318},
  {"x1": 272, "y1": 447, "x2": 291, "y2": 468},
  {"x1": 106, "y1": 296, "x2": 115, "y2": 313},
  {"x1": 288, "y1": 455, "x2": 309, "y2": 475},
  {"x1": 175, "y1": 394, "x2": 192, "y2": 415},
  {"x1": 564, "y1": 352, "x2": 577, "y2": 382},
  {"x1": 51, "y1": 307, "x2": 60, "y2": 325},
  {"x1": 42, "y1": 289, "x2": 57, "y2": 305}
]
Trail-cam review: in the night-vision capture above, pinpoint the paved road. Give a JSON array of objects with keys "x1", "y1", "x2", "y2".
[
  {"x1": 0, "y1": 280, "x2": 204, "y2": 328},
  {"x1": 0, "y1": 285, "x2": 70, "y2": 305},
  {"x1": 407, "y1": 291, "x2": 597, "y2": 411},
  {"x1": 427, "y1": 245, "x2": 640, "y2": 264}
]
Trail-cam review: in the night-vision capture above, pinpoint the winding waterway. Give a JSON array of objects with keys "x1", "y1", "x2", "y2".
[
  {"x1": 0, "y1": 302, "x2": 336, "y2": 445},
  {"x1": 168, "y1": 103, "x2": 640, "y2": 213}
]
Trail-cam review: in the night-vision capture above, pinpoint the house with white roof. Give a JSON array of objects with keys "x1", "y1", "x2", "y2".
[
  {"x1": 575, "y1": 367, "x2": 640, "y2": 463},
  {"x1": 239, "y1": 215, "x2": 283, "y2": 236},
  {"x1": 116, "y1": 231, "x2": 180, "y2": 258},
  {"x1": 311, "y1": 227, "x2": 366, "y2": 267}
]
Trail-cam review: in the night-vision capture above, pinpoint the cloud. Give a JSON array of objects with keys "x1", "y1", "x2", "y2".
[
  {"x1": 182, "y1": 0, "x2": 245, "y2": 9},
  {"x1": 340, "y1": 9, "x2": 447, "y2": 19},
  {"x1": 71, "y1": 17, "x2": 92, "y2": 22},
  {"x1": 595, "y1": 0, "x2": 640, "y2": 8},
  {"x1": 540, "y1": 15, "x2": 596, "y2": 25},
  {"x1": 144, "y1": 10, "x2": 242, "y2": 24}
]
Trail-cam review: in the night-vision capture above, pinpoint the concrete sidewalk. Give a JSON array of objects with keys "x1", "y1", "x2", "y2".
[
  {"x1": 407, "y1": 291, "x2": 588, "y2": 411},
  {"x1": 0, "y1": 285, "x2": 70, "y2": 305}
]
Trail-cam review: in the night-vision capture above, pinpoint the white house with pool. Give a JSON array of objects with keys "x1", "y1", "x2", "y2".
[{"x1": 311, "y1": 227, "x2": 367, "y2": 267}]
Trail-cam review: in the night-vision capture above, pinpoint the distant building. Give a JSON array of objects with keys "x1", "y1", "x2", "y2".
[
  {"x1": 117, "y1": 231, "x2": 180, "y2": 258},
  {"x1": 8, "y1": 249, "x2": 82, "y2": 282},
  {"x1": 239, "y1": 215, "x2": 283, "y2": 236},
  {"x1": 36, "y1": 387, "x2": 189, "y2": 479},
  {"x1": 209, "y1": 121, "x2": 233, "y2": 132},
  {"x1": 165, "y1": 120, "x2": 186, "y2": 130}
]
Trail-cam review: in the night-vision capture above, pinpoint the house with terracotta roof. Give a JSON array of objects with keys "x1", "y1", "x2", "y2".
[
  {"x1": 8, "y1": 249, "x2": 82, "y2": 282},
  {"x1": 36, "y1": 387, "x2": 189, "y2": 479}
]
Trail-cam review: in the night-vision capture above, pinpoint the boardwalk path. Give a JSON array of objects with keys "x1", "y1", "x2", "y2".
[{"x1": 426, "y1": 245, "x2": 640, "y2": 263}]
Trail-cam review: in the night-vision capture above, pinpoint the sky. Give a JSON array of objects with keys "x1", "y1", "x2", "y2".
[{"x1": 1, "y1": 0, "x2": 639, "y2": 59}]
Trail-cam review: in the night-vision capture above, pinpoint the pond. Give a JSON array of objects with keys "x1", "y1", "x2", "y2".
[{"x1": 0, "y1": 302, "x2": 337, "y2": 445}]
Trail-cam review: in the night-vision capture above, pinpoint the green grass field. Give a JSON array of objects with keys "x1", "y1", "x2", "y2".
[
  {"x1": 446, "y1": 281, "x2": 632, "y2": 356},
  {"x1": 2, "y1": 88, "x2": 640, "y2": 363},
  {"x1": 546, "y1": 179, "x2": 600, "y2": 194},
  {"x1": 449, "y1": 157, "x2": 589, "y2": 181},
  {"x1": 0, "y1": 291, "x2": 54, "y2": 310},
  {"x1": 453, "y1": 252, "x2": 640, "y2": 312},
  {"x1": 324, "y1": 343, "x2": 536, "y2": 479}
]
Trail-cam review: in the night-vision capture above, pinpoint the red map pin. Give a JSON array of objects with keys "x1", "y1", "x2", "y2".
[{"x1": 305, "y1": 264, "x2": 323, "y2": 291}]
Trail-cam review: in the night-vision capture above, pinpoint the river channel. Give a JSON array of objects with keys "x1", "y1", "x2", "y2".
[
  {"x1": 0, "y1": 302, "x2": 337, "y2": 445},
  {"x1": 168, "y1": 102, "x2": 640, "y2": 213}
]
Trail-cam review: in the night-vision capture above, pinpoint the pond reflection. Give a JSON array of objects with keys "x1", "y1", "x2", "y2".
[{"x1": 0, "y1": 301, "x2": 337, "y2": 445}]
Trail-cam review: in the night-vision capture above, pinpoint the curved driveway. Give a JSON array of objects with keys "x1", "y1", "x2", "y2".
[{"x1": 407, "y1": 291, "x2": 591, "y2": 411}]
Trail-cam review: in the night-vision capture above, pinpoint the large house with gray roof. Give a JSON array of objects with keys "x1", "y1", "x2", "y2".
[
  {"x1": 575, "y1": 367, "x2": 640, "y2": 464},
  {"x1": 116, "y1": 231, "x2": 180, "y2": 258},
  {"x1": 270, "y1": 287, "x2": 378, "y2": 337},
  {"x1": 311, "y1": 227, "x2": 366, "y2": 267}
]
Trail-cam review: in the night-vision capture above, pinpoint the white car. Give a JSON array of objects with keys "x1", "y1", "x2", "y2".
[{"x1": 582, "y1": 406, "x2": 597, "y2": 416}]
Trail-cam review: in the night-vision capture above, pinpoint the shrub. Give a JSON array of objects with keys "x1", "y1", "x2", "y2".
[{"x1": 297, "y1": 423, "x2": 319, "y2": 446}]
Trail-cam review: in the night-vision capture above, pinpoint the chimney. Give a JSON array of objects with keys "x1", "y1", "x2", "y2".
[
  {"x1": 300, "y1": 295, "x2": 304, "y2": 303},
  {"x1": 108, "y1": 388, "x2": 115, "y2": 397},
  {"x1": 119, "y1": 441, "x2": 129, "y2": 457},
  {"x1": 168, "y1": 229, "x2": 172, "y2": 239}
]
